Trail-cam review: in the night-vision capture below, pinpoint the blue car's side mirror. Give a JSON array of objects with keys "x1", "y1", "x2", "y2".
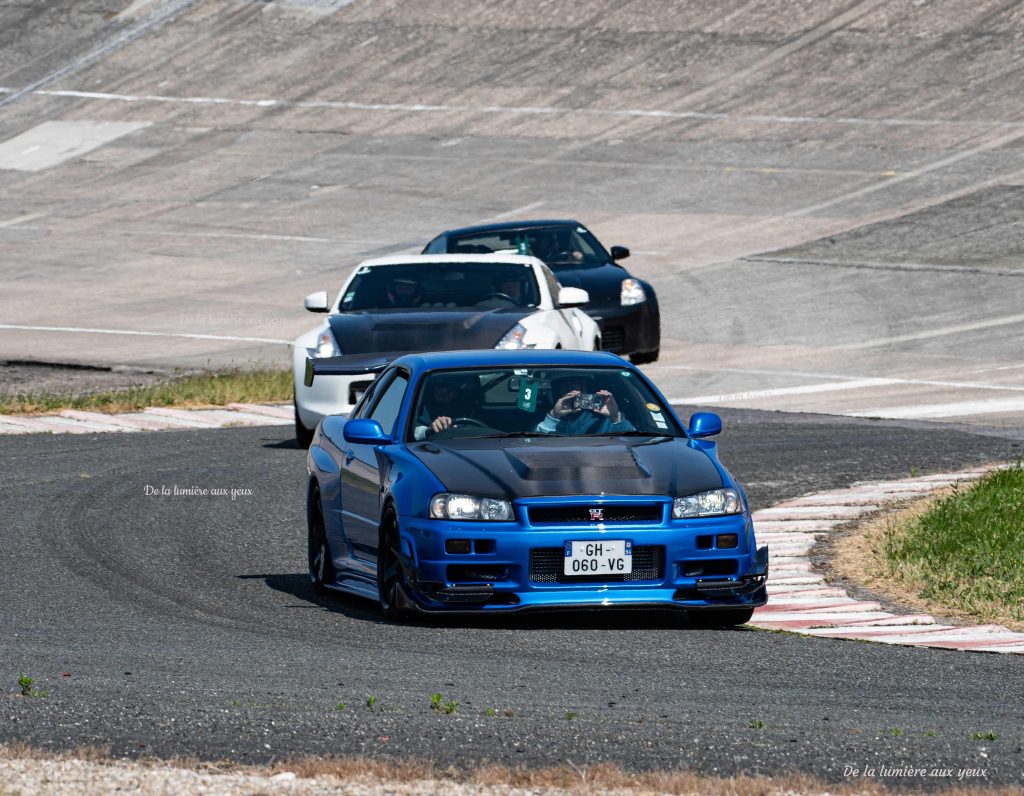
[
  {"x1": 688, "y1": 412, "x2": 722, "y2": 439},
  {"x1": 343, "y1": 418, "x2": 391, "y2": 445}
]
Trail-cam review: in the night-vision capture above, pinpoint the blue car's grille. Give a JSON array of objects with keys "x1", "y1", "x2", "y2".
[
  {"x1": 529, "y1": 546, "x2": 664, "y2": 583},
  {"x1": 527, "y1": 505, "x2": 662, "y2": 525}
]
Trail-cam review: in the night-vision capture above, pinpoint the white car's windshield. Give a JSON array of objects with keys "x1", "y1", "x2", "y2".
[
  {"x1": 407, "y1": 366, "x2": 681, "y2": 441},
  {"x1": 340, "y1": 262, "x2": 540, "y2": 311}
]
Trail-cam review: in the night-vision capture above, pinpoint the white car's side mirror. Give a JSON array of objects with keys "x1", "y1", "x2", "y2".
[
  {"x1": 304, "y1": 290, "x2": 330, "y2": 312},
  {"x1": 557, "y1": 286, "x2": 589, "y2": 307}
]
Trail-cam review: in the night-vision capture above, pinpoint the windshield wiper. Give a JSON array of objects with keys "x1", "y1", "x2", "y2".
[
  {"x1": 475, "y1": 431, "x2": 556, "y2": 439},
  {"x1": 590, "y1": 430, "x2": 672, "y2": 437}
]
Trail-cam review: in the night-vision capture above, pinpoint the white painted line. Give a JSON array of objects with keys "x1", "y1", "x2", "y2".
[
  {"x1": 0, "y1": 323, "x2": 291, "y2": 345},
  {"x1": 673, "y1": 377, "x2": 902, "y2": 405},
  {"x1": 658, "y1": 363, "x2": 1024, "y2": 396},
  {"x1": 484, "y1": 201, "x2": 547, "y2": 222},
  {"x1": 835, "y1": 312, "x2": 1024, "y2": 350},
  {"x1": 0, "y1": 212, "x2": 47, "y2": 228},
  {"x1": 4, "y1": 86, "x2": 1024, "y2": 130},
  {"x1": 130, "y1": 229, "x2": 335, "y2": 243},
  {"x1": 850, "y1": 397, "x2": 1024, "y2": 420}
]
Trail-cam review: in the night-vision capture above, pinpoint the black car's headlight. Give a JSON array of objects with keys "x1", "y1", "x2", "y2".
[
  {"x1": 672, "y1": 488, "x2": 741, "y2": 518},
  {"x1": 620, "y1": 278, "x2": 646, "y2": 306},
  {"x1": 429, "y1": 493, "x2": 514, "y2": 521}
]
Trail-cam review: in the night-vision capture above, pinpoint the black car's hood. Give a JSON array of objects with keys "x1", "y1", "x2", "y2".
[
  {"x1": 328, "y1": 309, "x2": 531, "y2": 355},
  {"x1": 409, "y1": 436, "x2": 723, "y2": 499},
  {"x1": 548, "y1": 261, "x2": 630, "y2": 305}
]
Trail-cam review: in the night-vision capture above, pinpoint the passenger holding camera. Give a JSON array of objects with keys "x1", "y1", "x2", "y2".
[{"x1": 533, "y1": 375, "x2": 634, "y2": 436}]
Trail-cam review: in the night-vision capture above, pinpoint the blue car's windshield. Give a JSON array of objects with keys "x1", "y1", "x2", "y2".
[
  {"x1": 407, "y1": 366, "x2": 682, "y2": 441},
  {"x1": 340, "y1": 262, "x2": 540, "y2": 311}
]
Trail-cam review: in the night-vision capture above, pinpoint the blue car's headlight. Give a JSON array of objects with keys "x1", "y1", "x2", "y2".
[
  {"x1": 430, "y1": 493, "x2": 514, "y2": 521},
  {"x1": 672, "y1": 488, "x2": 741, "y2": 518}
]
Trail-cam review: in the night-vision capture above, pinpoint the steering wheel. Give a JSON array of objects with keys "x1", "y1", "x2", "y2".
[
  {"x1": 453, "y1": 417, "x2": 487, "y2": 427},
  {"x1": 480, "y1": 292, "x2": 517, "y2": 304},
  {"x1": 547, "y1": 251, "x2": 578, "y2": 263}
]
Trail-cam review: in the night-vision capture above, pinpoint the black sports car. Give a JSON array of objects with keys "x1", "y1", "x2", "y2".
[{"x1": 423, "y1": 220, "x2": 660, "y2": 363}]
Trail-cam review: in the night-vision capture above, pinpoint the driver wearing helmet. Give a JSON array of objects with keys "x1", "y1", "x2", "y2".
[
  {"x1": 529, "y1": 231, "x2": 583, "y2": 265},
  {"x1": 413, "y1": 374, "x2": 478, "y2": 440},
  {"x1": 385, "y1": 274, "x2": 423, "y2": 308}
]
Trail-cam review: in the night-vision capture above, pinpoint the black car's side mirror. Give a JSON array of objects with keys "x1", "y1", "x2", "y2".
[{"x1": 610, "y1": 245, "x2": 630, "y2": 261}]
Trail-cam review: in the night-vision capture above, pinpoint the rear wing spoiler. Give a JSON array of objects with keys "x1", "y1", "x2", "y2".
[{"x1": 303, "y1": 353, "x2": 400, "y2": 387}]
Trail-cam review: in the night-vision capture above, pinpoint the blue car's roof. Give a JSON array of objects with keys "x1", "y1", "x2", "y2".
[
  {"x1": 435, "y1": 219, "x2": 582, "y2": 237},
  {"x1": 392, "y1": 348, "x2": 630, "y2": 377}
]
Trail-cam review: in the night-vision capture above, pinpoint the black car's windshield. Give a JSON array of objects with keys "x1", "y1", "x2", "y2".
[
  {"x1": 407, "y1": 366, "x2": 681, "y2": 441},
  {"x1": 340, "y1": 262, "x2": 540, "y2": 311},
  {"x1": 446, "y1": 225, "x2": 610, "y2": 269}
]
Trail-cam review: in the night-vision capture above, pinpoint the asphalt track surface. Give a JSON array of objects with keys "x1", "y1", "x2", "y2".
[
  {"x1": 3, "y1": 0, "x2": 1024, "y2": 788},
  {"x1": 2, "y1": 413, "x2": 1022, "y2": 786}
]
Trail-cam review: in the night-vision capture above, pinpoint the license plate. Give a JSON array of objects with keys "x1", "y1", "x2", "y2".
[{"x1": 564, "y1": 540, "x2": 632, "y2": 576}]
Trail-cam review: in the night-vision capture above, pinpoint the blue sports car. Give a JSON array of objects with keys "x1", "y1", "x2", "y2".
[{"x1": 304, "y1": 349, "x2": 767, "y2": 624}]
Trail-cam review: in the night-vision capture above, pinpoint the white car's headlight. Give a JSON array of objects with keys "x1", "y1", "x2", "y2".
[
  {"x1": 430, "y1": 493, "x2": 514, "y2": 521},
  {"x1": 672, "y1": 488, "x2": 741, "y2": 518},
  {"x1": 620, "y1": 278, "x2": 646, "y2": 306},
  {"x1": 494, "y1": 323, "x2": 536, "y2": 350},
  {"x1": 313, "y1": 327, "x2": 341, "y2": 358}
]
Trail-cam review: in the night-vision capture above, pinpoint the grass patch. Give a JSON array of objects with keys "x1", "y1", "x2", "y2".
[
  {"x1": 882, "y1": 465, "x2": 1024, "y2": 626},
  {"x1": 0, "y1": 369, "x2": 293, "y2": 416}
]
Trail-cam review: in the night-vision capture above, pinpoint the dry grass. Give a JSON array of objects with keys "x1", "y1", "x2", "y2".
[
  {"x1": 3, "y1": 745, "x2": 1024, "y2": 795},
  {"x1": 832, "y1": 486, "x2": 1024, "y2": 632},
  {"x1": 0, "y1": 368, "x2": 293, "y2": 415}
]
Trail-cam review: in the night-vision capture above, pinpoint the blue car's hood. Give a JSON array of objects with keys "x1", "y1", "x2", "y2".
[
  {"x1": 408, "y1": 436, "x2": 723, "y2": 499},
  {"x1": 328, "y1": 308, "x2": 531, "y2": 355}
]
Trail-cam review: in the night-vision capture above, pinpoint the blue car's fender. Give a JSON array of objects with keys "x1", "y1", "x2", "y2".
[{"x1": 377, "y1": 445, "x2": 446, "y2": 569}]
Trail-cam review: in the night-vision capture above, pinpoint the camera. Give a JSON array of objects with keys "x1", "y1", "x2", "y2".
[{"x1": 571, "y1": 393, "x2": 606, "y2": 413}]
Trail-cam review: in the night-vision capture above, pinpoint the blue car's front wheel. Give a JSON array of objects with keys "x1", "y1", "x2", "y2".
[
  {"x1": 377, "y1": 510, "x2": 409, "y2": 620},
  {"x1": 307, "y1": 485, "x2": 335, "y2": 593}
]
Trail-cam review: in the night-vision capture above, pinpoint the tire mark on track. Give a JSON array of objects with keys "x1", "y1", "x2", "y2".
[{"x1": 0, "y1": 0, "x2": 200, "y2": 110}]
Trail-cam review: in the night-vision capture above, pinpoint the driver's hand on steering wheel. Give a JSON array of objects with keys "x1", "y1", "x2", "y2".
[{"x1": 431, "y1": 416, "x2": 454, "y2": 433}]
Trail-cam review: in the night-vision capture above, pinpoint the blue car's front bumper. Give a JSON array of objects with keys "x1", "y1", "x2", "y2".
[{"x1": 397, "y1": 497, "x2": 768, "y2": 613}]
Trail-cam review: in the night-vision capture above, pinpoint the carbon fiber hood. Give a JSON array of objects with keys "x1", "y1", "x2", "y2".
[
  {"x1": 409, "y1": 436, "x2": 723, "y2": 499},
  {"x1": 548, "y1": 262, "x2": 629, "y2": 304},
  {"x1": 328, "y1": 308, "x2": 532, "y2": 354}
]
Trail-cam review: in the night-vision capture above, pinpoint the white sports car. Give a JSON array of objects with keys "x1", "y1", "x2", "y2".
[{"x1": 292, "y1": 254, "x2": 600, "y2": 445}]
